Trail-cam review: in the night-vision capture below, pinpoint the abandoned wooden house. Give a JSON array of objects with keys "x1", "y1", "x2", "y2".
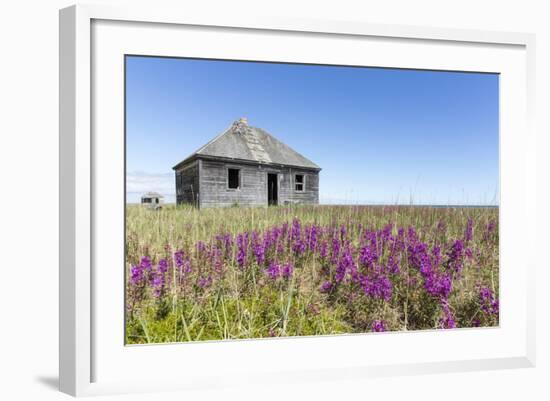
[{"x1": 173, "y1": 118, "x2": 321, "y2": 208}]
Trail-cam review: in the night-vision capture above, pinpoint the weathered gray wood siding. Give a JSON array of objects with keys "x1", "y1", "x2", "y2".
[
  {"x1": 278, "y1": 167, "x2": 319, "y2": 205},
  {"x1": 199, "y1": 160, "x2": 268, "y2": 208},
  {"x1": 197, "y1": 159, "x2": 319, "y2": 208},
  {"x1": 175, "y1": 160, "x2": 199, "y2": 205}
]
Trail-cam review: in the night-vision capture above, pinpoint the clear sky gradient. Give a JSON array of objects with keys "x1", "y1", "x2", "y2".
[{"x1": 126, "y1": 56, "x2": 499, "y2": 205}]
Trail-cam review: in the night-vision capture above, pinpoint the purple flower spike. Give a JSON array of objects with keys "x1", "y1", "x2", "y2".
[
  {"x1": 282, "y1": 262, "x2": 294, "y2": 279},
  {"x1": 158, "y1": 259, "x2": 168, "y2": 273},
  {"x1": 439, "y1": 303, "x2": 456, "y2": 329},
  {"x1": 320, "y1": 281, "x2": 333, "y2": 293},
  {"x1": 130, "y1": 264, "x2": 144, "y2": 285},
  {"x1": 371, "y1": 320, "x2": 386, "y2": 332},
  {"x1": 197, "y1": 276, "x2": 212, "y2": 289},
  {"x1": 265, "y1": 261, "x2": 280, "y2": 279},
  {"x1": 174, "y1": 250, "x2": 184, "y2": 268},
  {"x1": 479, "y1": 286, "x2": 499, "y2": 315},
  {"x1": 446, "y1": 240, "x2": 465, "y2": 275},
  {"x1": 140, "y1": 256, "x2": 152, "y2": 271}
]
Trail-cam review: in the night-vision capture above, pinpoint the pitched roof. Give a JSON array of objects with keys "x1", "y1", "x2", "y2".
[{"x1": 173, "y1": 118, "x2": 321, "y2": 170}]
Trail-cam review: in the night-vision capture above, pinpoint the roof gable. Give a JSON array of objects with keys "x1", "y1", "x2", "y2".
[{"x1": 174, "y1": 119, "x2": 321, "y2": 170}]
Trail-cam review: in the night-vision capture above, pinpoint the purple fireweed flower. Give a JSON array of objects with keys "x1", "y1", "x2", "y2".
[
  {"x1": 175, "y1": 251, "x2": 192, "y2": 277},
  {"x1": 272, "y1": 225, "x2": 282, "y2": 241},
  {"x1": 479, "y1": 286, "x2": 499, "y2": 315},
  {"x1": 439, "y1": 302, "x2": 456, "y2": 329},
  {"x1": 152, "y1": 274, "x2": 163, "y2": 288},
  {"x1": 431, "y1": 246, "x2": 442, "y2": 267},
  {"x1": 236, "y1": 233, "x2": 249, "y2": 268},
  {"x1": 210, "y1": 246, "x2": 224, "y2": 276},
  {"x1": 130, "y1": 264, "x2": 144, "y2": 285},
  {"x1": 151, "y1": 269, "x2": 166, "y2": 298},
  {"x1": 363, "y1": 270, "x2": 392, "y2": 301},
  {"x1": 362, "y1": 229, "x2": 377, "y2": 248},
  {"x1": 263, "y1": 234, "x2": 273, "y2": 253},
  {"x1": 174, "y1": 250, "x2": 184, "y2": 268},
  {"x1": 318, "y1": 240, "x2": 329, "y2": 260},
  {"x1": 276, "y1": 238, "x2": 284, "y2": 254},
  {"x1": 464, "y1": 219, "x2": 474, "y2": 242},
  {"x1": 407, "y1": 242, "x2": 429, "y2": 271},
  {"x1": 359, "y1": 246, "x2": 378, "y2": 269},
  {"x1": 292, "y1": 238, "x2": 306, "y2": 254},
  {"x1": 407, "y1": 227, "x2": 418, "y2": 242},
  {"x1": 407, "y1": 241, "x2": 453, "y2": 301},
  {"x1": 197, "y1": 275, "x2": 212, "y2": 289},
  {"x1": 424, "y1": 271, "x2": 453, "y2": 300},
  {"x1": 265, "y1": 261, "x2": 280, "y2": 279},
  {"x1": 196, "y1": 241, "x2": 207, "y2": 255},
  {"x1": 394, "y1": 228, "x2": 406, "y2": 252},
  {"x1": 335, "y1": 246, "x2": 356, "y2": 282},
  {"x1": 340, "y1": 224, "x2": 347, "y2": 240},
  {"x1": 371, "y1": 320, "x2": 387, "y2": 332},
  {"x1": 307, "y1": 225, "x2": 319, "y2": 251},
  {"x1": 282, "y1": 262, "x2": 294, "y2": 279},
  {"x1": 483, "y1": 221, "x2": 497, "y2": 242},
  {"x1": 387, "y1": 254, "x2": 400, "y2": 274},
  {"x1": 381, "y1": 223, "x2": 393, "y2": 242},
  {"x1": 158, "y1": 258, "x2": 168, "y2": 273},
  {"x1": 253, "y1": 242, "x2": 266, "y2": 265},
  {"x1": 446, "y1": 240, "x2": 465, "y2": 275},
  {"x1": 320, "y1": 281, "x2": 333, "y2": 293},
  {"x1": 290, "y1": 218, "x2": 301, "y2": 240},
  {"x1": 290, "y1": 219, "x2": 306, "y2": 254},
  {"x1": 223, "y1": 234, "x2": 234, "y2": 256},
  {"x1": 140, "y1": 256, "x2": 152, "y2": 272}
]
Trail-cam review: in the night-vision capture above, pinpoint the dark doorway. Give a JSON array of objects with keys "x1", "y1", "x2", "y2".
[{"x1": 268, "y1": 173, "x2": 278, "y2": 206}]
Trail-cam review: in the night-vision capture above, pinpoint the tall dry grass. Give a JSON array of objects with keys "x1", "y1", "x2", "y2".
[{"x1": 125, "y1": 204, "x2": 498, "y2": 344}]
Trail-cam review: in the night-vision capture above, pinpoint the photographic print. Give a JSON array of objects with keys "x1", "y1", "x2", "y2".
[{"x1": 125, "y1": 56, "x2": 499, "y2": 344}]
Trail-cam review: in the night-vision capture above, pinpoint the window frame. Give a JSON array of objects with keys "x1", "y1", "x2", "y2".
[
  {"x1": 227, "y1": 167, "x2": 241, "y2": 190},
  {"x1": 294, "y1": 173, "x2": 305, "y2": 192}
]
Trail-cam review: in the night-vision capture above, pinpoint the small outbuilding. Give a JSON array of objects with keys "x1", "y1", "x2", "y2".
[
  {"x1": 140, "y1": 192, "x2": 164, "y2": 209},
  {"x1": 173, "y1": 118, "x2": 321, "y2": 208}
]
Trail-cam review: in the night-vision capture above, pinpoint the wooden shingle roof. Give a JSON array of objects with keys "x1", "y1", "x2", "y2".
[{"x1": 173, "y1": 118, "x2": 321, "y2": 171}]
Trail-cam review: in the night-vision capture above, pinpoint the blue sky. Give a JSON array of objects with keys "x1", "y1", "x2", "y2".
[{"x1": 126, "y1": 56, "x2": 499, "y2": 205}]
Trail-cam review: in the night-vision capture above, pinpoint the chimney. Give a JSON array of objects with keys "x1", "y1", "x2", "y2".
[{"x1": 232, "y1": 117, "x2": 250, "y2": 135}]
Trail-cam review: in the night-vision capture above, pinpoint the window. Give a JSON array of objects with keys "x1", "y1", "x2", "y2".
[
  {"x1": 295, "y1": 174, "x2": 304, "y2": 191},
  {"x1": 228, "y1": 168, "x2": 240, "y2": 189},
  {"x1": 142, "y1": 198, "x2": 151, "y2": 204}
]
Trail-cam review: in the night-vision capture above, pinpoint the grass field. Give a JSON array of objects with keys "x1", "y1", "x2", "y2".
[{"x1": 125, "y1": 204, "x2": 499, "y2": 344}]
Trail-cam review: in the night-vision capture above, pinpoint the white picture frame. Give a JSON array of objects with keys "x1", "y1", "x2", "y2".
[{"x1": 59, "y1": 3, "x2": 536, "y2": 397}]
